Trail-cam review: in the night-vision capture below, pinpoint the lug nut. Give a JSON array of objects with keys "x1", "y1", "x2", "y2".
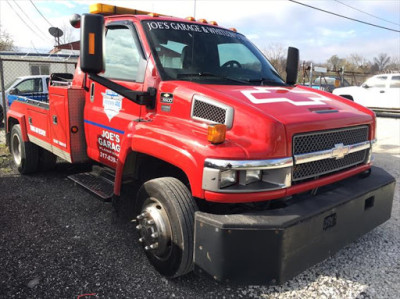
[
  {"x1": 144, "y1": 246, "x2": 150, "y2": 251},
  {"x1": 150, "y1": 243, "x2": 159, "y2": 249},
  {"x1": 139, "y1": 237, "x2": 144, "y2": 243},
  {"x1": 147, "y1": 219, "x2": 155, "y2": 225},
  {"x1": 136, "y1": 225, "x2": 142, "y2": 230},
  {"x1": 141, "y1": 212, "x2": 149, "y2": 218},
  {"x1": 137, "y1": 214, "x2": 144, "y2": 220},
  {"x1": 151, "y1": 233, "x2": 159, "y2": 239}
]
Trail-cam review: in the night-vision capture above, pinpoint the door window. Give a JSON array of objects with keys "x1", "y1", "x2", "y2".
[
  {"x1": 14, "y1": 78, "x2": 43, "y2": 93},
  {"x1": 390, "y1": 76, "x2": 400, "y2": 88},
  {"x1": 103, "y1": 26, "x2": 143, "y2": 81},
  {"x1": 365, "y1": 76, "x2": 387, "y2": 88}
]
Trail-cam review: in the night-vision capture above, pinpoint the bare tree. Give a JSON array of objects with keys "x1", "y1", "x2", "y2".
[
  {"x1": 261, "y1": 43, "x2": 287, "y2": 77},
  {"x1": 0, "y1": 27, "x2": 16, "y2": 51},
  {"x1": 373, "y1": 53, "x2": 391, "y2": 71},
  {"x1": 326, "y1": 55, "x2": 344, "y2": 71}
]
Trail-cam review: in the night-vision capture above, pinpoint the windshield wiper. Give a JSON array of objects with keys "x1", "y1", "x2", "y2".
[
  {"x1": 245, "y1": 78, "x2": 286, "y2": 86},
  {"x1": 177, "y1": 72, "x2": 251, "y2": 85}
]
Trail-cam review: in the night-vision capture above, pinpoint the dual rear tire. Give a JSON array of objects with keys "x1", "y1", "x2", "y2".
[{"x1": 10, "y1": 124, "x2": 57, "y2": 174}]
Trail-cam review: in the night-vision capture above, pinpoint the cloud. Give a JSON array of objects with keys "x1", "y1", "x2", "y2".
[{"x1": 1, "y1": 0, "x2": 398, "y2": 63}]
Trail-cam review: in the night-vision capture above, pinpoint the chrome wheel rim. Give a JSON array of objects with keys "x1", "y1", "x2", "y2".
[
  {"x1": 136, "y1": 197, "x2": 172, "y2": 260},
  {"x1": 12, "y1": 133, "x2": 22, "y2": 165}
]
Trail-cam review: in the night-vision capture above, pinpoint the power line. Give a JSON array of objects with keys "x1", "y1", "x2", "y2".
[
  {"x1": 5, "y1": 0, "x2": 49, "y2": 43},
  {"x1": 29, "y1": 0, "x2": 53, "y2": 28},
  {"x1": 11, "y1": 0, "x2": 51, "y2": 41},
  {"x1": 334, "y1": 0, "x2": 400, "y2": 26},
  {"x1": 288, "y1": 0, "x2": 400, "y2": 33}
]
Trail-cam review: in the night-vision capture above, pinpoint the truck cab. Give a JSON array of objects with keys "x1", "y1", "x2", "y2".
[{"x1": 6, "y1": 3, "x2": 395, "y2": 284}]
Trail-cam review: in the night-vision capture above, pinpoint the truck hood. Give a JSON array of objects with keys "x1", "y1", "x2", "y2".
[{"x1": 199, "y1": 84, "x2": 374, "y2": 133}]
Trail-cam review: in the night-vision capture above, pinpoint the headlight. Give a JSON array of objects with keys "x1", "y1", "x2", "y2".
[
  {"x1": 203, "y1": 158, "x2": 293, "y2": 193},
  {"x1": 239, "y1": 170, "x2": 262, "y2": 185},
  {"x1": 220, "y1": 170, "x2": 237, "y2": 188}
]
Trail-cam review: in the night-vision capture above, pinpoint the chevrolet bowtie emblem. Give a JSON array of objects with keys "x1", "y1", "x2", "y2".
[{"x1": 331, "y1": 143, "x2": 350, "y2": 159}]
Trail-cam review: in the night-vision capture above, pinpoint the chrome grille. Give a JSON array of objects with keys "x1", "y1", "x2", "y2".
[
  {"x1": 192, "y1": 100, "x2": 226, "y2": 124},
  {"x1": 293, "y1": 126, "x2": 369, "y2": 155},
  {"x1": 293, "y1": 151, "x2": 367, "y2": 181},
  {"x1": 292, "y1": 126, "x2": 369, "y2": 181}
]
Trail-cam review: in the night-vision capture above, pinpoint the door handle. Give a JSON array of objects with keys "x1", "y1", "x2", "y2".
[
  {"x1": 380, "y1": 90, "x2": 385, "y2": 93},
  {"x1": 52, "y1": 115, "x2": 58, "y2": 125},
  {"x1": 90, "y1": 82, "x2": 95, "y2": 103}
]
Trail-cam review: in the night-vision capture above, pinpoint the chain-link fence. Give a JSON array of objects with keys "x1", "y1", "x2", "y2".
[{"x1": 0, "y1": 56, "x2": 77, "y2": 134}]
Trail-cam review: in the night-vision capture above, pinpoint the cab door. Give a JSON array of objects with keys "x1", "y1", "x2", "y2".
[
  {"x1": 385, "y1": 75, "x2": 400, "y2": 109},
  {"x1": 361, "y1": 75, "x2": 388, "y2": 108},
  {"x1": 84, "y1": 20, "x2": 148, "y2": 168}
]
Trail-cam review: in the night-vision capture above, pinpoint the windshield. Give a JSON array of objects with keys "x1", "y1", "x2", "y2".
[{"x1": 143, "y1": 20, "x2": 285, "y2": 85}]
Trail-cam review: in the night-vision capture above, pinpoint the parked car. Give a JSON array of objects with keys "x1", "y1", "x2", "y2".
[
  {"x1": 304, "y1": 76, "x2": 350, "y2": 93},
  {"x1": 333, "y1": 73, "x2": 400, "y2": 111},
  {"x1": 0, "y1": 75, "x2": 49, "y2": 124}
]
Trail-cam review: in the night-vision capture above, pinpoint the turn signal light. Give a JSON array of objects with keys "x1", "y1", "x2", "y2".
[{"x1": 208, "y1": 124, "x2": 226, "y2": 144}]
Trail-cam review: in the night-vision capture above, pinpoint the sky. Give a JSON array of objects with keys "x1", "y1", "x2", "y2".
[{"x1": 0, "y1": 0, "x2": 399, "y2": 63}]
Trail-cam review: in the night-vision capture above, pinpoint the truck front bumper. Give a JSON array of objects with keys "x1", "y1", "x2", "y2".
[{"x1": 193, "y1": 166, "x2": 395, "y2": 284}]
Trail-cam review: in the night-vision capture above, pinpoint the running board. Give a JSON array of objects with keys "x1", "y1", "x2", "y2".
[{"x1": 68, "y1": 167, "x2": 115, "y2": 200}]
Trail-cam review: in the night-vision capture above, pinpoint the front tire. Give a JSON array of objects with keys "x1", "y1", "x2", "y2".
[
  {"x1": 135, "y1": 177, "x2": 198, "y2": 278},
  {"x1": 10, "y1": 124, "x2": 39, "y2": 174}
]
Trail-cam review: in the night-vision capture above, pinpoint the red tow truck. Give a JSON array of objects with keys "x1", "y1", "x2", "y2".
[{"x1": 6, "y1": 3, "x2": 395, "y2": 284}]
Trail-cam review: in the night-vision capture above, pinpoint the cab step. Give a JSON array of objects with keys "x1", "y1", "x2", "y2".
[{"x1": 68, "y1": 166, "x2": 115, "y2": 200}]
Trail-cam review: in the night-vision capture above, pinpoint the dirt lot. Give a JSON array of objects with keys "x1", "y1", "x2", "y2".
[{"x1": 0, "y1": 118, "x2": 399, "y2": 298}]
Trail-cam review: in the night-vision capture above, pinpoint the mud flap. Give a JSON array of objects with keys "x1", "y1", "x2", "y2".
[{"x1": 193, "y1": 166, "x2": 395, "y2": 284}]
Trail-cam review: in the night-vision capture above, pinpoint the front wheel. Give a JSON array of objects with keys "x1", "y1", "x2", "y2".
[
  {"x1": 135, "y1": 177, "x2": 198, "y2": 278},
  {"x1": 10, "y1": 124, "x2": 39, "y2": 174}
]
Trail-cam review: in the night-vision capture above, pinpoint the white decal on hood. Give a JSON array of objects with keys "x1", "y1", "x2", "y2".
[
  {"x1": 241, "y1": 87, "x2": 332, "y2": 106},
  {"x1": 102, "y1": 90, "x2": 123, "y2": 121}
]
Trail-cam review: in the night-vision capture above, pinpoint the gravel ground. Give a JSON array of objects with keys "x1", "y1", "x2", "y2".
[{"x1": 0, "y1": 117, "x2": 399, "y2": 299}]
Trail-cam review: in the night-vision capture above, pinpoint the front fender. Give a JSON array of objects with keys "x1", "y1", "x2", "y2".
[{"x1": 132, "y1": 132, "x2": 203, "y2": 197}]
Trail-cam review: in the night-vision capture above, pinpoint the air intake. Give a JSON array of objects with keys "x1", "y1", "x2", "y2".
[{"x1": 191, "y1": 95, "x2": 234, "y2": 129}]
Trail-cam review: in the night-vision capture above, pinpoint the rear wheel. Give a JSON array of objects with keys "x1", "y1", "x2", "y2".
[
  {"x1": 135, "y1": 177, "x2": 197, "y2": 278},
  {"x1": 10, "y1": 124, "x2": 39, "y2": 174},
  {"x1": 340, "y1": 95, "x2": 354, "y2": 101}
]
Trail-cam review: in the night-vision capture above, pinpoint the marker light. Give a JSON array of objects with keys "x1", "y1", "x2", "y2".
[
  {"x1": 197, "y1": 19, "x2": 208, "y2": 23},
  {"x1": 209, "y1": 21, "x2": 218, "y2": 26},
  {"x1": 208, "y1": 124, "x2": 226, "y2": 144},
  {"x1": 90, "y1": 3, "x2": 115, "y2": 14},
  {"x1": 71, "y1": 126, "x2": 79, "y2": 134},
  {"x1": 88, "y1": 33, "x2": 95, "y2": 55},
  {"x1": 229, "y1": 28, "x2": 237, "y2": 32},
  {"x1": 148, "y1": 13, "x2": 159, "y2": 17},
  {"x1": 89, "y1": 3, "x2": 169, "y2": 16},
  {"x1": 186, "y1": 16, "x2": 196, "y2": 21}
]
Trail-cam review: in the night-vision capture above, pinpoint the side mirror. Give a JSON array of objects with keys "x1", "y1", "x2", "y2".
[
  {"x1": 80, "y1": 13, "x2": 105, "y2": 74},
  {"x1": 9, "y1": 88, "x2": 19, "y2": 95},
  {"x1": 286, "y1": 47, "x2": 299, "y2": 85}
]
